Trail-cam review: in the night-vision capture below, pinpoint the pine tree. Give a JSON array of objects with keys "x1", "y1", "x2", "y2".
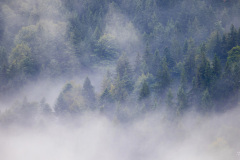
[
  {"x1": 113, "y1": 75, "x2": 128, "y2": 102},
  {"x1": 139, "y1": 81, "x2": 150, "y2": 100},
  {"x1": 100, "y1": 88, "x2": 113, "y2": 104},
  {"x1": 142, "y1": 43, "x2": 152, "y2": 74},
  {"x1": 116, "y1": 54, "x2": 134, "y2": 93},
  {"x1": 82, "y1": 77, "x2": 96, "y2": 109},
  {"x1": 163, "y1": 47, "x2": 175, "y2": 69},
  {"x1": 180, "y1": 68, "x2": 187, "y2": 90},
  {"x1": 177, "y1": 86, "x2": 188, "y2": 114},
  {"x1": 40, "y1": 98, "x2": 52, "y2": 115},
  {"x1": 55, "y1": 83, "x2": 73, "y2": 116},
  {"x1": 213, "y1": 32, "x2": 222, "y2": 56},
  {"x1": 0, "y1": 47, "x2": 8, "y2": 89},
  {"x1": 195, "y1": 45, "x2": 212, "y2": 90},
  {"x1": 151, "y1": 49, "x2": 161, "y2": 76},
  {"x1": 212, "y1": 54, "x2": 221, "y2": 79},
  {"x1": 154, "y1": 57, "x2": 171, "y2": 94},
  {"x1": 183, "y1": 40, "x2": 188, "y2": 55},
  {"x1": 134, "y1": 53, "x2": 142, "y2": 80},
  {"x1": 237, "y1": 27, "x2": 240, "y2": 46},
  {"x1": 101, "y1": 71, "x2": 113, "y2": 91},
  {"x1": 184, "y1": 52, "x2": 196, "y2": 83},
  {"x1": 113, "y1": 54, "x2": 134, "y2": 102},
  {"x1": 201, "y1": 88, "x2": 213, "y2": 112},
  {"x1": 166, "y1": 88, "x2": 174, "y2": 109},
  {"x1": 227, "y1": 24, "x2": 238, "y2": 50}
]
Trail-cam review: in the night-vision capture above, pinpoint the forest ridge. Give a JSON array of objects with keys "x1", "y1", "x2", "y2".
[{"x1": 0, "y1": 0, "x2": 240, "y2": 123}]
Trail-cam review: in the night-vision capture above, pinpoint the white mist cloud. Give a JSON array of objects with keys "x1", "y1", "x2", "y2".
[
  {"x1": 104, "y1": 4, "x2": 144, "y2": 61},
  {"x1": 1, "y1": 108, "x2": 240, "y2": 160}
]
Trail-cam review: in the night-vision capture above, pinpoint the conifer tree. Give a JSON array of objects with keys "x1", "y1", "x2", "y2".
[
  {"x1": 113, "y1": 54, "x2": 134, "y2": 102},
  {"x1": 213, "y1": 32, "x2": 222, "y2": 57},
  {"x1": 180, "y1": 68, "x2": 187, "y2": 91},
  {"x1": 151, "y1": 49, "x2": 161, "y2": 76},
  {"x1": 195, "y1": 44, "x2": 212, "y2": 90},
  {"x1": 227, "y1": 24, "x2": 238, "y2": 50},
  {"x1": 100, "y1": 88, "x2": 113, "y2": 104},
  {"x1": 183, "y1": 40, "x2": 188, "y2": 55},
  {"x1": 237, "y1": 27, "x2": 240, "y2": 45},
  {"x1": 212, "y1": 54, "x2": 221, "y2": 79},
  {"x1": 134, "y1": 53, "x2": 142, "y2": 80},
  {"x1": 177, "y1": 86, "x2": 188, "y2": 114},
  {"x1": 142, "y1": 43, "x2": 152, "y2": 74},
  {"x1": 184, "y1": 52, "x2": 196, "y2": 83},
  {"x1": 154, "y1": 57, "x2": 171, "y2": 95},
  {"x1": 55, "y1": 83, "x2": 73, "y2": 116},
  {"x1": 166, "y1": 88, "x2": 174, "y2": 109},
  {"x1": 163, "y1": 47, "x2": 175, "y2": 69},
  {"x1": 139, "y1": 81, "x2": 150, "y2": 100},
  {"x1": 201, "y1": 88, "x2": 213, "y2": 112},
  {"x1": 82, "y1": 77, "x2": 96, "y2": 109}
]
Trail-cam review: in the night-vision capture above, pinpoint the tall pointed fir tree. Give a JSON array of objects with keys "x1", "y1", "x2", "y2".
[
  {"x1": 113, "y1": 54, "x2": 134, "y2": 102},
  {"x1": 142, "y1": 43, "x2": 153, "y2": 74},
  {"x1": 82, "y1": 77, "x2": 96, "y2": 110},
  {"x1": 134, "y1": 52, "x2": 142, "y2": 80},
  {"x1": 177, "y1": 85, "x2": 188, "y2": 115},
  {"x1": 154, "y1": 57, "x2": 171, "y2": 95},
  {"x1": 166, "y1": 88, "x2": 174, "y2": 110},
  {"x1": 139, "y1": 80, "x2": 150, "y2": 100},
  {"x1": 201, "y1": 88, "x2": 213, "y2": 112}
]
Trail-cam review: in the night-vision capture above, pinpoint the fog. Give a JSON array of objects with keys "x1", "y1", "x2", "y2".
[
  {"x1": 104, "y1": 4, "x2": 144, "y2": 61},
  {"x1": 1, "y1": 0, "x2": 240, "y2": 160},
  {"x1": 0, "y1": 108, "x2": 240, "y2": 160}
]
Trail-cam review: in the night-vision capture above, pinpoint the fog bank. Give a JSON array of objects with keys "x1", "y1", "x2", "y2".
[{"x1": 1, "y1": 107, "x2": 240, "y2": 160}]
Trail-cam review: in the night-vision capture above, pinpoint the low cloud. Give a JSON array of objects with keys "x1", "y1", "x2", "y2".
[{"x1": 0, "y1": 107, "x2": 240, "y2": 160}]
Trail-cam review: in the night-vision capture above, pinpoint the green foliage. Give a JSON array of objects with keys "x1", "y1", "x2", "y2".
[
  {"x1": 55, "y1": 82, "x2": 86, "y2": 116},
  {"x1": 227, "y1": 45, "x2": 240, "y2": 64},
  {"x1": 227, "y1": 24, "x2": 238, "y2": 51},
  {"x1": 177, "y1": 86, "x2": 188, "y2": 114},
  {"x1": 166, "y1": 88, "x2": 174, "y2": 109},
  {"x1": 142, "y1": 44, "x2": 153, "y2": 74},
  {"x1": 82, "y1": 77, "x2": 96, "y2": 109},
  {"x1": 100, "y1": 88, "x2": 113, "y2": 105},
  {"x1": 194, "y1": 47, "x2": 212, "y2": 91},
  {"x1": 94, "y1": 34, "x2": 120, "y2": 60},
  {"x1": 212, "y1": 54, "x2": 221, "y2": 79},
  {"x1": 113, "y1": 54, "x2": 134, "y2": 102},
  {"x1": 10, "y1": 43, "x2": 39, "y2": 78},
  {"x1": 139, "y1": 80, "x2": 150, "y2": 100},
  {"x1": 1, "y1": 0, "x2": 240, "y2": 119},
  {"x1": 133, "y1": 52, "x2": 143, "y2": 80},
  {"x1": 163, "y1": 47, "x2": 175, "y2": 69},
  {"x1": 201, "y1": 88, "x2": 213, "y2": 112},
  {"x1": 154, "y1": 57, "x2": 171, "y2": 95}
]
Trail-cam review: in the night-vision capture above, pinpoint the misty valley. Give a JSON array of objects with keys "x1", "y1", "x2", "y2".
[{"x1": 0, "y1": 0, "x2": 240, "y2": 160}]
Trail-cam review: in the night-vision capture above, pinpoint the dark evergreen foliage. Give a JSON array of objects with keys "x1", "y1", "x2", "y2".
[{"x1": 1, "y1": 0, "x2": 240, "y2": 122}]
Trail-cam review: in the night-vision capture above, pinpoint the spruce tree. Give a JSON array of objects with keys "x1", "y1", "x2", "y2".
[
  {"x1": 237, "y1": 27, "x2": 240, "y2": 46},
  {"x1": 139, "y1": 81, "x2": 150, "y2": 100},
  {"x1": 151, "y1": 49, "x2": 161, "y2": 76},
  {"x1": 212, "y1": 54, "x2": 221, "y2": 79},
  {"x1": 166, "y1": 88, "x2": 174, "y2": 109},
  {"x1": 82, "y1": 77, "x2": 96, "y2": 109},
  {"x1": 100, "y1": 88, "x2": 113, "y2": 104},
  {"x1": 227, "y1": 24, "x2": 238, "y2": 50},
  {"x1": 134, "y1": 53, "x2": 142, "y2": 80},
  {"x1": 154, "y1": 57, "x2": 171, "y2": 95},
  {"x1": 201, "y1": 88, "x2": 213, "y2": 112},
  {"x1": 177, "y1": 86, "x2": 188, "y2": 114},
  {"x1": 142, "y1": 43, "x2": 152, "y2": 74}
]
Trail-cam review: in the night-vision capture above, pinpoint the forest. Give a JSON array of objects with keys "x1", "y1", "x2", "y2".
[
  {"x1": 1, "y1": 0, "x2": 240, "y2": 160},
  {"x1": 0, "y1": 0, "x2": 240, "y2": 123}
]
